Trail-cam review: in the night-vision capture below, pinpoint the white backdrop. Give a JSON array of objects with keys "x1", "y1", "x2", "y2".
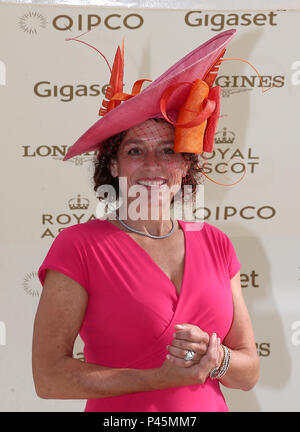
[{"x1": 0, "y1": 1, "x2": 300, "y2": 412}]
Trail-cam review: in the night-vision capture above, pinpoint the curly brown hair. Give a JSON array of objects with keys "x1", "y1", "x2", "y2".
[{"x1": 92, "y1": 118, "x2": 205, "y2": 209}]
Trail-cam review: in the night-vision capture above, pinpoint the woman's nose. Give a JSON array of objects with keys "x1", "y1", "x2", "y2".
[{"x1": 143, "y1": 150, "x2": 160, "y2": 165}]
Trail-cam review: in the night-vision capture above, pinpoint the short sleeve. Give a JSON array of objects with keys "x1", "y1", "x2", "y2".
[
  {"x1": 225, "y1": 235, "x2": 241, "y2": 280},
  {"x1": 37, "y1": 226, "x2": 90, "y2": 293}
]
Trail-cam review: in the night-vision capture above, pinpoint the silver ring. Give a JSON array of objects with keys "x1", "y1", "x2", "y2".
[{"x1": 184, "y1": 350, "x2": 195, "y2": 361}]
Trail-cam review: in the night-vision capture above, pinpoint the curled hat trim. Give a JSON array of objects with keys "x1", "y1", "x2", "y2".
[{"x1": 63, "y1": 29, "x2": 237, "y2": 161}]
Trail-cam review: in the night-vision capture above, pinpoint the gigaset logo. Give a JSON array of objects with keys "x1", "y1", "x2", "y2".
[
  {"x1": 52, "y1": 13, "x2": 144, "y2": 31},
  {"x1": 185, "y1": 10, "x2": 278, "y2": 31},
  {"x1": 33, "y1": 81, "x2": 105, "y2": 102},
  {"x1": 241, "y1": 271, "x2": 259, "y2": 289}
]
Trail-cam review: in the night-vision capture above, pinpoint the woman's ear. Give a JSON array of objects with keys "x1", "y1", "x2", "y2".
[
  {"x1": 183, "y1": 160, "x2": 191, "y2": 176},
  {"x1": 110, "y1": 159, "x2": 118, "y2": 177}
]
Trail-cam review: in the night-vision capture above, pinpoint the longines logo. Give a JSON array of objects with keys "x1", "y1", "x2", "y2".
[
  {"x1": 18, "y1": 11, "x2": 47, "y2": 35},
  {"x1": 216, "y1": 75, "x2": 285, "y2": 98},
  {"x1": 203, "y1": 127, "x2": 260, "y2": 176},
  {"x1": 41, "y1": 195, "x2": 96, "y2": 238},
  {"x1": 185, "y1": 11, "x2": 278, "y2": 31},
  {"x1": 23, "y1": 271, "x2": 41, "y2": 297},
  {"x1": 22, "y1": 144, "x2": 95, "y2": 165}
]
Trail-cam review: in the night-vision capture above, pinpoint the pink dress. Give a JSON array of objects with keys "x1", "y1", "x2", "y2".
[{"x1": 38, "y1": 219, "x2": 241, "y2": 412}]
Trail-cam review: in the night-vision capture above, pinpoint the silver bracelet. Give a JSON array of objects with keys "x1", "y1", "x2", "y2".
[
  {"x1": 217, "y1": 346, "x2": 230, "y2": 378},
  {"x1": 209, "y1": 345, "x2": 231, "y2": 380},
  {"x1": 215, "y1": 345, "x2": 231, "y2": 379},
  {"x1": 209, "y1": 344, "x2": 225, "y2": 379}
]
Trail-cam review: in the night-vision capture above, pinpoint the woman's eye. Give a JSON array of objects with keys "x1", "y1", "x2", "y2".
[
  {"x1": 128, "y1": 148, "x2": 141, "y2": 155},
  {"x1": 164, "y1": 148, "x2": 175, "y2": 154},
  {"x1": 127, "y1": 147, "x2": 174, "y2": 155}
]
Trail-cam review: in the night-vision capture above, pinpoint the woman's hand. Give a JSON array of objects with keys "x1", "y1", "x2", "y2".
[
  {"x1": 166, "y1": 324, "x2": 224, "y2": 370},
  {"x1": 156, "y1": 332, "x2": 222, "y2": 389},
  {"x1": 167, "y1": 323, "x2": 210, "y2": 364}
]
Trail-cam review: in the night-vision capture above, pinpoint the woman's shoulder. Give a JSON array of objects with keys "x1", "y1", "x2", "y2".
[
  {"x1": 54, "y1": 219, "x2": 112, "y2": 241},
  {"x1": 202, "y1": 221, "x2": 227, "y2": 236},
  {"x1": 187, "y1": 220, "x2": 232, "y2": 243}
]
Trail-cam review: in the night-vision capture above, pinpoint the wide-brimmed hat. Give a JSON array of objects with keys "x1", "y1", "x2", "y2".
[{"x1": 63, "y1": 29, "x2": 236, "y2": 161}]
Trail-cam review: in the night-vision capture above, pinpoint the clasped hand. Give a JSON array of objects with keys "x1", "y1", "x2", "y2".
[
  {"x1": 168, "y1": 323, "x2": 223, "y2": 366},
  {"x1": 158, "y1": 323, "x2": 224, "y2": 388}
]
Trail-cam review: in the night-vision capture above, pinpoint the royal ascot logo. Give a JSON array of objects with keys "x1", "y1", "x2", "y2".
[
  {"x1": 18, "y1": 11, "x2": 47, "y2": 35},
  {"x1": 41, "y1": 194, "x2": 95, "y2": 238},
  {"x1": 184, "y1": 10, "x2": 278, "y2": 31},
  {"x1": 52, "y1": 13, "x2": 144, "y2": 32},
  {"x1": 216, "y1": 75, "x2": 285, "y2": 98},
  {"x1": 256, "y1": 342, "x2": 271, "y2": 357},
  {"x1": 203, "y1": 126, "x2": 260, "y2": 177},
  {"x1": 23, "y1": 271, "x2": 41, "y2": 297}
]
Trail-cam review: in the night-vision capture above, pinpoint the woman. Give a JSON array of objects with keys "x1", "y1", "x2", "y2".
[{"x1": 33, "y1": 30, "x2": 259, "y2": 411}]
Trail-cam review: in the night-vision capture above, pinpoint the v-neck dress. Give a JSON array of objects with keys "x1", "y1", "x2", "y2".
[{"x1": 38, "y1": 219, "x2": 241, "y2": 412}]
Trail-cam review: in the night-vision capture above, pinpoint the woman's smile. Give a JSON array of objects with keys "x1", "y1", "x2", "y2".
[{"x1": 136, "y1": 178, "x2": 167, "y2": 188}]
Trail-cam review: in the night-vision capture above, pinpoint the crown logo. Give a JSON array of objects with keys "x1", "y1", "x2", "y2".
[
  {"x1": 215, "y1": 127, "x2": 236, "y2": 144},
  {"x1": 68, "y1": 194, "x2": 89, "y2": 210}
]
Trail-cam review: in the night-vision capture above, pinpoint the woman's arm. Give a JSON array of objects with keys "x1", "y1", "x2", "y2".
[
  {"x1": 33, "y1": 269, "x2": 217, "y2": 399},
  {"x1": 32, "y1": 269, "x2": 159, "y2": 399},
  {"x1": 217, "y1": 271, "x2": 260, "y2": 391}
]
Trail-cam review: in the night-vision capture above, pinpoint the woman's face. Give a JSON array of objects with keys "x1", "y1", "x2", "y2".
[{"x1": 110, "y1": 119, "x2": 190, "y2": 215}]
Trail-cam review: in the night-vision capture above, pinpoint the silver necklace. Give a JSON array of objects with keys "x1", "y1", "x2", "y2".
[{"x1": 116, "y1": 215, "x2": 176, "y2": 239}]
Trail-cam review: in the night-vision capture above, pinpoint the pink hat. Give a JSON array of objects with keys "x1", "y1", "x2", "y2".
[{"x1": 63, "y1": 29, "x2": 237, "y2": 161}]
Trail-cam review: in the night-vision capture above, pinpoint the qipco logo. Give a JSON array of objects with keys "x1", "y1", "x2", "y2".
[{"x1": 52, "y1": 13, "x2": 144, "y2": 32}]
